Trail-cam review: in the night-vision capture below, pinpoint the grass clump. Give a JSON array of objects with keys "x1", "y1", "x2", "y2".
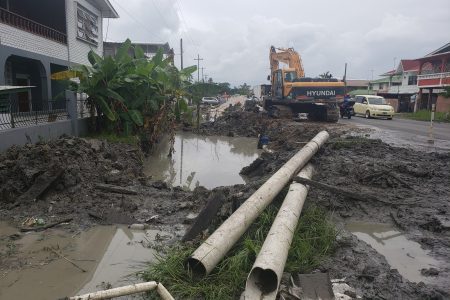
[
  {"x1": 141, "y1": 205, "x2": 335, "y2": 300},
  {"x1": 397, "y1": 110, "x2": 450, "y2": 123}
]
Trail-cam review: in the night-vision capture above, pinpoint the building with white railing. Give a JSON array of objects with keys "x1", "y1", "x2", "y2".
[
  {"x1": 369, "y1": 60, "x2": 420, "y2": 112},
  {"x1": 0, "y1": 0, "x2": 118, "y2": 114},
  {"x1": 415, "y1": 43, "x2": 450, "y2": 112}
]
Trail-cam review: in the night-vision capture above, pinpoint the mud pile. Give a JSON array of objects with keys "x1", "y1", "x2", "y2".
[
  {"x1": 0, "y1": 137, "x2": 142, "y2": 204},
  {"x1": 200, "y1": 111, "x2": 450, "y2": 299},
  {"x1": 0, "y1": 137, "x2": 214, "y2": 230}
]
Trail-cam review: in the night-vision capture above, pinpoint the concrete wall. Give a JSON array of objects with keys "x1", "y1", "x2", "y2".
[
  {"x1": 436, "y1": 95, "x2": 450, "y2": 113},
  {"x1": 385, "y1": 98, "x2": 399, "y2": 112},
  {"x1": 0, "y1": 91, "x2": 90, "y2": 152},
  {"x1": 0, "y1": 118, "x2": 90, "y2": 151}
]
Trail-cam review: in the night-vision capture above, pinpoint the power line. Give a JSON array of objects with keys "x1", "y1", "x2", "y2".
[
  {"x1": 149, "y1": 0, "x2": 174, "y2": 32},
  {"x1": 111, "y1": 0, "x2": 165, "y2": 42},
  {"x1": 175, "y1": 0, "x2": 200, "y2": 51},
  {"x1": 194, "y1": 54, "x2": 203, "y2": 82}
]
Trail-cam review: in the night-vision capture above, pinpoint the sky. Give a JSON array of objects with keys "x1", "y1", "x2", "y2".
[{"x1": 104, "y1": 0, "x2": 450, "y2": 87}]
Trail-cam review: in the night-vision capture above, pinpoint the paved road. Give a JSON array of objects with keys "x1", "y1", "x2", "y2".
[{"x1": 340, "y1": 116, "x2": 450, "y2": 141}]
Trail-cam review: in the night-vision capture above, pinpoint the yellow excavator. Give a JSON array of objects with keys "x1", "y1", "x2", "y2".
[{"x1": 265, "y1": 46, "x2": 345, "y2": 122}]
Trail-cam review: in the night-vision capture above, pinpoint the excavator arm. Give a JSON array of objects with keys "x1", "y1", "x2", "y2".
[{"x1": 269, "y1": 46, "x2": 305, "y2": 78}]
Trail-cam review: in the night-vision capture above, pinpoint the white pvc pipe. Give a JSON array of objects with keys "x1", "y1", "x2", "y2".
[
  {"x1": 187, "y1": 131, "x2": 329, "y2": 276},
  {"x1": 69, "y1": 281, "x2": 174, "y2": 300},
  {"x1": 244, "y1": 164, "x2": 314, "y2": 300}
]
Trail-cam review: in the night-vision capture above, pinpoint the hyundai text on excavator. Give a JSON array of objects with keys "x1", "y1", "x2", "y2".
[{"x1": 264, "y1": 46, "x2": 345, "y2": 122}]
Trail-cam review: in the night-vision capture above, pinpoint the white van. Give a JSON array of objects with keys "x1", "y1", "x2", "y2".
[{"x1": 353, "y1": 95, "x2": 394, "y2": 119}]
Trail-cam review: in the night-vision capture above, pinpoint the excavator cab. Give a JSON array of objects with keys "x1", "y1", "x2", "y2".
[{"x1": 284, "y1": 71, "x2": 297, "y2": 82}]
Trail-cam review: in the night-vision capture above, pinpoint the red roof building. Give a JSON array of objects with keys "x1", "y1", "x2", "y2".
[{"x1": 415, "y1": 42, "x2": 450, "y2": 112}]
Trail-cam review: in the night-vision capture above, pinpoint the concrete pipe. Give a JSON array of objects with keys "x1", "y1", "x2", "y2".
[
  {"x1": 69, "y1": 281, "x2": 174, "y2": 300},
  {"x1": 187, "y1": 131, "x2": 329, "y2": 277},
  {"x1": 244, "y1": 164, "x2": 314, "y2": 300}
]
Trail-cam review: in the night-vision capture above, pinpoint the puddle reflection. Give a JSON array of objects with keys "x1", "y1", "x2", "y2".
[
  {"x1": 346, "y1": 222, "x2": 441, "y2": 283},
  {"x1": 143, "y1": 132, "x2": 261, "y2": 190}
]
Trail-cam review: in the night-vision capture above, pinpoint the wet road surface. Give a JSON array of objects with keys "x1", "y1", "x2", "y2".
[{"x1": 340, "y1": 116, "x2": 450, "y2": 141}]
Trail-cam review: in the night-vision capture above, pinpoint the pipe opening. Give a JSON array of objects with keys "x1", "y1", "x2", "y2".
[
  {"x1": 249, "y1": 267, "x2": 278, "y2": 294},
  {"x1": 185, "y1": 258, "x2": 207, "y2": 278}
]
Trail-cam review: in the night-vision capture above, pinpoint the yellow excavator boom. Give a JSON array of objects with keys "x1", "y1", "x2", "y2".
[{"x1": 269, "y1": 46, "x2": 305, "y2": 78}]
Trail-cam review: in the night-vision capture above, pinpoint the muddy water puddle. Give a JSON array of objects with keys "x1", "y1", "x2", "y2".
[
  {"x1": 144, "y1": 132, "x2": 261, "y2": 190},
  {"x1": 346, "y1": 222, "x2": 441, "y2": 284},
  {"x1": 0, "y1": 223, "x2": 181, "y2": 300}
]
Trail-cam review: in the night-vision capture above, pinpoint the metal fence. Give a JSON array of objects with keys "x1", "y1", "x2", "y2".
[{"x1": 0, "y1": 97, "x2": 69, "y2": 130}]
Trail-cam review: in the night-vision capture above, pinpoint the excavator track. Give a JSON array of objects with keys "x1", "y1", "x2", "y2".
[
  {"x1": 307, "y1": 103, "x2": 339, "y2": 123},
  {"x1": 325, "y1": 103, "x2": 339, "y2": 123},
  {"x1": 270, "y1": 105, "x2": 294, "y2": 119}
]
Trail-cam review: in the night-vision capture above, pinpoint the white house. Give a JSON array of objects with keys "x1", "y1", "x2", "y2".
[
  {"x1": 370, "y1": 60, "x2": 420, "y2": 112},
  {"x1": 0, "y1": 0, "x2": 118, "y2": 113}
]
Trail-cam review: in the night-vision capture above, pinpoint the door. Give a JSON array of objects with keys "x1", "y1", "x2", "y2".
[
  {"x1": 354, "y1": 96, "x2": 362, "y2": 114},
  {"x1": 274, "y1": 70, "x2": 283, "y2": 99},
  {"x1": 16, "y1": 78, "x2": 31, "y2": 112},
  {"x1": 361, "y1": 97, "x2": 369, "y2": 114}
]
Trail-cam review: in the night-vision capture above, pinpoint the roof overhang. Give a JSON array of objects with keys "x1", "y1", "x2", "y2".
[
  {"x1": 0, "y1": 86, "x2": 35, "y2": 95},
  {"x1": 88, "y1": 0, "x2": 119, "y2": 18}
]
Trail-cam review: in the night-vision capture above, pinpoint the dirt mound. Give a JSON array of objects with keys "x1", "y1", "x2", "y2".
[
  {"x1": 0, "y1": 137, "x2": 142, "y2": 205},
  {"x1": 0, "y1": 137, "x2": 215, "y2": 231}
]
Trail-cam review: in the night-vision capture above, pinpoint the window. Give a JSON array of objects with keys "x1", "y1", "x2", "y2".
[
  {"x1": 408, "y1": 75, "x2": 417, "y2": 85},
  {"x1": 77, "y1": 4, "x2": 98, "y2": 46}
]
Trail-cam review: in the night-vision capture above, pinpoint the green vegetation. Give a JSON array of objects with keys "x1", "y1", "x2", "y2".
[
  {"x1": 141, "y1": 205, "x2": 336, "y2": 300},
  {"x1": 397, "y1": 110, "x2": 450, "y2": 123},
  {"x1": 56, "y1": 39, "x2": 196, "y2": 151}
]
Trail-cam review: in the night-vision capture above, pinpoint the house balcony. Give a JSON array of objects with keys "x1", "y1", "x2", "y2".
[
  {"x1": 387, "y1": 85, "x2": 419, "y2": 95},
  {"x1": 418, "y1": 72, "x2": 450, "y2": 88},
  {"x1": 0, "y1": 7, "x2": 67, "y2": 44}
]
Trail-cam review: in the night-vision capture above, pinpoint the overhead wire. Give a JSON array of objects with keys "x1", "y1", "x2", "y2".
[
  {"x1": 175, "y1": 0, "x2": 200, "y2": 51},
  {"x1": 111, "y1": 0, "x2": 165, "y2": 42}
]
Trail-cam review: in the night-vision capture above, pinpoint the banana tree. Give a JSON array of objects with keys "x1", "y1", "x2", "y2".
[{"x1": 53, "y1": 38, "x2": 196, "y2": 150}]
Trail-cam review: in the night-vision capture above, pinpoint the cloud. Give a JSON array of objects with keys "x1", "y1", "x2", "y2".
[{"x1": 105, "y1": 0, "x2": 450, "y2": 86}]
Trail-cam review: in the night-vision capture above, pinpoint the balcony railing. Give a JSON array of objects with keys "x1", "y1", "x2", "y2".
[
  {"x1": 418, "y1": 72, "x2": 450, "y2": 87},
  {"x1": 418, "y1": 72, "x2": 450, "y2": 80},
  {"x1": 0, "y1": 8, "x2": 67, "y2": 44}
]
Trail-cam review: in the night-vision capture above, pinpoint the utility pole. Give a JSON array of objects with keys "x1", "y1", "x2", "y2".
[
  {"x1": 180, "y1": 38, "x2": 183, "y2": 70},
  {"x1": 343, "y1": 62, "x2": 347, "y2": 95},
  {"x1": 194, "y1": 54, "x2": 203, "y2": 82},
  {"x1": 204, "y1": 74, "x2": 208, "y2": 82},
  {"x1": 201, "y1": 67, "x2": 205, "y2": 83}
]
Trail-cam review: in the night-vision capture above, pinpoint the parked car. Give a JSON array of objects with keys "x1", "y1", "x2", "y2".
[
  {"x1": 353, "y1": 95, "x2": 394, "y2": 119},
  {"x1": 201, "y1": 97, "x2": 219, "y2": 105}
]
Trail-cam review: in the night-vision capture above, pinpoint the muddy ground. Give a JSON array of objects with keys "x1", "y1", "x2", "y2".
[{"x1": 1, "y1": 109, "x2": 449, "y2": 299}]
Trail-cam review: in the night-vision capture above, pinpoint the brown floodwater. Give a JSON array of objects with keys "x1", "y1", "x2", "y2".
[
  {"x1": 143, "y1": 132, "x2": 261, "y2": 190},
  {"x1": 346, "y1": 222, "x2": 442, "y2": 284},
  {"x1": 0, "y1": 222, "x2": 181, "y2": 300}
]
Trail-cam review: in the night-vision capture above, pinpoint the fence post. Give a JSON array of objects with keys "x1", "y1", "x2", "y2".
[
  {"x1": 9, "y1": 96, "x2": 15, "y2": 128},
  {"x1": 66, "y1": 90, "x2": 78, "y2": 136}
]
